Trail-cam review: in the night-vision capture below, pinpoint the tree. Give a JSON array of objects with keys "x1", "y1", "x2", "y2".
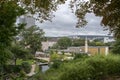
[
  {"x1": 20, "y1": 26, "x2": 45, "y2": 55},
  {"x1": 0, "y1": 2, "x2": 25, "y2": 79},
  {"x1": 0, "y1": 0, "x2": 66, "y2": 23},
  {"x1": 0, "y1": 1, "x2": 25, "y2": 65},
  {"x1": 70, "y1": 0, "x2": 120, "y2": 38},
  {"x1": 72, "y1": 39, "x2": 85, "y2": 46},
  {"x1": 1, "y1": 0, "x2": 120, "y2": 38},
  {"x1": 89, "y1": 40, "x2": 105, "y2": 46},
  {"x1": 10, "y1": 45, "x2": 30, "y2": 65},
  {"x1": 57, "y1": 37, "x2": 72, "y2": 49},
  {"x1": 111, "y1": 39, "x2": 120, "y2": 54},
  {"x1": 89, "y1": 0, "x2": 120, "y2": 38}
]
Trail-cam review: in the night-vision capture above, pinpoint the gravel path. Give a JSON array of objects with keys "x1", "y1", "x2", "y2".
[{"x1": 27, "y1": 64, "x2": 36, "y2": 76}]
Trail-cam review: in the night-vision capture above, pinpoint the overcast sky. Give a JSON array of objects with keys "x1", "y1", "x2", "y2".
[{"x1": 36, "y1": 0, "x2": 109, "y2": 37}]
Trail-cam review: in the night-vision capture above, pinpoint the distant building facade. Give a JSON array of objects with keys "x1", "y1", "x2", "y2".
[
  {"x1": 68, "y1": 35, "x2": 114, "y2": 43},
  {"x1": 42, "y1": 41, "x2": 57, "y2": 51},
  {"x1": 59, "y1": 46, "x2": 109, "y2": 55}
]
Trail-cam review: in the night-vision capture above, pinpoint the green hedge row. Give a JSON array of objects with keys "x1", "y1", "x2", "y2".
[{"x1": 59, "y1": 55, "x2": 120, "y2": 80}]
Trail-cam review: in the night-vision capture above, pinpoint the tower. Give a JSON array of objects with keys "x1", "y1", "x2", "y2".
[{"x1": 85, "y1": 36, "x2": 88, "y2": 53}]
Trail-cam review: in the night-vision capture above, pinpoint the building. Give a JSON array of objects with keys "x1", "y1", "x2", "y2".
[
  {"x1": 68, "y1": 35, "x2": 114, "y2": 43},
  {"x1": 59, "y1": 46, "x2": 109, "y2": 56},
  {"x1": 42, "y1": 41, "x2": 57, "y2": 51}
]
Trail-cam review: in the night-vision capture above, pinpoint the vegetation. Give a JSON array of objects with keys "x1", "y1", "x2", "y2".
[
  {"x1": 16, "y1": 59, "x2": 35, "y2": 65},
  {"x1": 57, "y1": 37, "x2": 72, "y2": 49},
  {"x1": 21, "y1": 62, "x2": 32, "y2": 73},
  {"x1": 11, "y1": 45, "x2": 30, "y2": 65},
  {"x1": 20, "y1": 26, "x2": 45, "y2": 55},
  {"x1": 72, "y1": 39, "x2": 85, "y2": 46},
  {"x1": 89, "y1": 39, "x2": 106, "y2": 46},
  {"x1": 0, "y1": 0, "x2": 120, "y2": 79},
  {"x1": 111, "y1": 39, "x2": 120, "y2": 54},
  {"x1": 0, "y1": 1, "x2": 25, "y2": 65},
  {"x1": 38, "y1": 54, "x2": 120, "y2": 80},
  {"x1": 50, "y1": 51, "x2": 62, "y2": 61},
  {"x1": 0, "y1": 2, "x2": 25, "y2": 79},
  {"x1": 51, "y1": 38, "x2": 108, "y2": 50}
]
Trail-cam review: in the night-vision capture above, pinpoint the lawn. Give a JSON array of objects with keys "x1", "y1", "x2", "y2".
[{"x1": 16, "y1": 59, "x2": 35, "y2": 65}]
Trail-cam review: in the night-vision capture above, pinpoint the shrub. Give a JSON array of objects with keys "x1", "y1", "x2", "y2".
[
  {"x1": 74, "y1": 53, "x2": 88, "y2": 60},
  {"x1": 105, "y1": 55, "x2": 120, "y2": 75},
  {"x1": 58, "y1": 55, "x2": 120, "y2": 80},
  {"x1": 21, "y1": 62, "x2": 31, "y2": 73},
  {"x1": 50, "y1": 60, "x2": 62, "y2": 69},
  {"x1": 86, "y1": 56, "x2": 107, "y2": 79},
  {"x1": 60, "y1": 62, "x2": 94, "y2": 80}
]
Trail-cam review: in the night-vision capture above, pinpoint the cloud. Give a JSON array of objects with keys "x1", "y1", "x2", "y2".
[{"x1": 36, "y1": 1, "x2": 109, "y2": 37}]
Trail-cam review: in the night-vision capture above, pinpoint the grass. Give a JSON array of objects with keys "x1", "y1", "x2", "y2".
[
  {"x1": 16, "y1": 59, "x2": 35, "y2": 65},
  {"x1": 35, "y1": 64, "x2": 40, "y2": 73}
]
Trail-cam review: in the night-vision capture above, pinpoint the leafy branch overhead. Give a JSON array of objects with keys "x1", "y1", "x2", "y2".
[
  {"x1": 1, "y1": 0, "x2": 119, "y2": 38},
  {"x1": 71, "y1": 0, "x2": 120, "y2": 38}
]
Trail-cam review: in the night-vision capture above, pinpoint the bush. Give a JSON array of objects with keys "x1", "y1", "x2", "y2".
[
  {"x1": 30, "y1": 55, "x2": 120, "y2": 80},
  {"x1": 105, "y1": 55, "x2": 120, "y2": 75},
  {"x1": 55, "y1": 55, "x2": 120, "y2": 80},
  {"x1": 74, "y1": 53, "x2": 88, "y2": 60},
  {"x1": 21, "y1": 62, "x2": 31, "y2": 73},
  {"x1": 60, "y1": 62, "x2": 94, "y2": 80},
  {"x1": 1, "y1": 65, "x2": 21, "y2": 73},
  {"x1": 50, "y1": 60, "x2": 62, "y2": 69}
]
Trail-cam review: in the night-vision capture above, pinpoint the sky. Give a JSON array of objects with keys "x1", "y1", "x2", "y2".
[{"x1": 36, "y1": 0, "x2": 109, "y2": 37}]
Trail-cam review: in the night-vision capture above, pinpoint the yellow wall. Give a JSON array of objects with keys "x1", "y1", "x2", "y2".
[{"x1": 80, "y1": 46, "x2": 107, "y2": 55}]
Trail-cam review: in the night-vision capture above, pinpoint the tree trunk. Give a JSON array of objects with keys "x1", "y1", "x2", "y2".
[{"x1": 14, "y1": 58, "x2": 17, "y2": 65}]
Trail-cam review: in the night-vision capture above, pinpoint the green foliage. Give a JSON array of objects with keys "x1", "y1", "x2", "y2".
[
  {"x1": 0, "y1": 65, "x2": 21, "y2": 74},
  {"x1": 42, "y1": 55, "x2": 120, "y2": 80},
  {"x1": 11, "y1": 45, "x2": 30, "y2": 65},
  {"x1": 50, "y1": 52, "x2": 61, "y2": 61},
  {"x1": 89, "y1": 41, "x2": 105, "y2": 46},
  {"x1": 57, "y1": 37, "x2": 72, "y2": 49},
  {"x1": 74, "y1": 53, "x2": 88, "y2": 60},
  {"x1": 0, "y1": 65, "x2": 26, "y2": 80},
  {"x1": 21, "y1": 62, "x2": 31, "y2": 73},
  {"x1": 20, "y1": 26, "x2": 45, "y2": 55},
  {"x1": 61, "y1": 55, "x2": 120, "y2": 80},
  {"x1": 72, "y1": 39, "x2": 85, "y2": 46},
  {"x1": 16, "y1": 59, "x2": 35, "y2": 65},
  {"x1": 0, "y1": 1, "x2": 25, "y2": 65},
  {"x1": 50, "y1": 43, "x2": 59, "y2": 49},
  {"x1": 66, "y1": 38, "x2": 106, "y2": 47},
  {"x1": 50, "y1": 60, "x2": 62, "y2": 69},
  {"x1": 111, "y1": 39, "x2": 120, "y2": 54},
  {"x1": 28, "y1": 72, "x2": 45, "y2": 80}
]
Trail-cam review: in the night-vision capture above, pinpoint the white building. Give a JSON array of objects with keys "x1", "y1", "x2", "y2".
[{"x1": 42, "y1": 41, "x2": 56, "y2": 51}]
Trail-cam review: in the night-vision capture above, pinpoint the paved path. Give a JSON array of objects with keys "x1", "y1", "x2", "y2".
[
  {"x1": 35, "y1": 57, "x2": 50, "y2": 62},
  {"x1": 26, "y1": 64, "x2": 36, "y2": 76}
]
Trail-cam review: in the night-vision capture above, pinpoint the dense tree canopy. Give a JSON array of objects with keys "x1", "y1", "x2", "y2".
[
  {"x1": 0, "y1": 1, "x2": 25, "y2": 65},
  {"x1": 0, "y1": 0, "x2": 66, "y2": 22},
  {"x1": 57, "y1": 37, "x2": 72, "y2": 49}
]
